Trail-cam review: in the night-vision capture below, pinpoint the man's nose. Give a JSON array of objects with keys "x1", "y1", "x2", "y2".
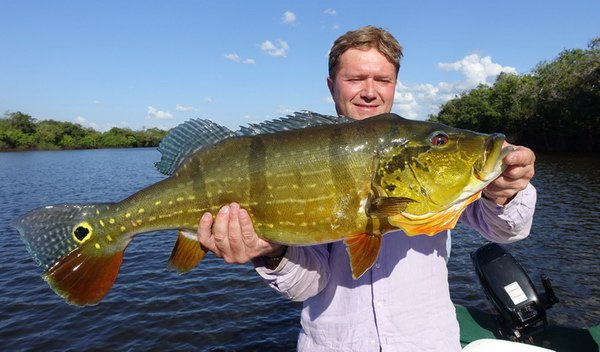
[{"x1": 361, "y1": 80, "x2": 376, "y2": 99}]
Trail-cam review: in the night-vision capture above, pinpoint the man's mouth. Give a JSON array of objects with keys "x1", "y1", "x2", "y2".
[{"x1": 355, "y1": 104, "x2": 378, "y2": 110}]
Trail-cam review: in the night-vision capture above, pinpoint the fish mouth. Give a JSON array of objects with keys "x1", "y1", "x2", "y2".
[{"x1": 475, "y1": 133, "x2": 512, "y2": 182}]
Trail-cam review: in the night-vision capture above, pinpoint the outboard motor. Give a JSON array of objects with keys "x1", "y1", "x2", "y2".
[{"x1": 471, "y1": 243, "x2": 559, "y2": 341}]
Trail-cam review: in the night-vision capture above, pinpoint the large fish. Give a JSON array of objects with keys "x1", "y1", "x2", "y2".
[{"x1": 13, "y1": 111, "x2": 510, "y2": 306}]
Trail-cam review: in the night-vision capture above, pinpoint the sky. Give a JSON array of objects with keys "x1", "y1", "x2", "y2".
[{"x1": 1, "y1": 0, "x2": 598, "y2": 132}]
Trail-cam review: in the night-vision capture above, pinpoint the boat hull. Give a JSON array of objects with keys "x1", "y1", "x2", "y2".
[{"x1": 456, "y1": 305, "x2": 600, "y2": 351}]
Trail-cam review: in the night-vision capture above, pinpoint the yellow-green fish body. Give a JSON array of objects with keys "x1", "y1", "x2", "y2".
[{"x1": 13, "y1": 111, "x2": 510, "y2": 306}]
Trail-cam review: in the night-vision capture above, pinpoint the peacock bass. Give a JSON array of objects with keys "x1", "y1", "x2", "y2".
[{"x1": 13, "y1": 111, "x2": 511, "y2": 306}]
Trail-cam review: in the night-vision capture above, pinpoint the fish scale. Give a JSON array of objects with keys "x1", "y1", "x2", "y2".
[{"x1": 12, "y1": 111, "x2": 510, "y2": 306}]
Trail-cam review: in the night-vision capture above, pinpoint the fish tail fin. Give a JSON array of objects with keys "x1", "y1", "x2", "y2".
[
  {"x1": 12, "y1": 203, "x2": 130, "y2": 306},
  {"x1": 45, "y1": 247, "x2": 124, "y2": 305},
  {"x1": 168, "y1": 230, "x2": 206, "y2": 273}
]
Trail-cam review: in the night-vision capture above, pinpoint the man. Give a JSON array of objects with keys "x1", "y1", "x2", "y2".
[{"x1": 198, "y1": 26, "x2": 536, "y2": 351}]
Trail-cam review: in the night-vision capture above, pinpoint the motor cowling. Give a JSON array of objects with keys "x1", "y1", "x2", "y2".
[{"x1": 471, "y1": 243, "x2": 559, "y2": 341}]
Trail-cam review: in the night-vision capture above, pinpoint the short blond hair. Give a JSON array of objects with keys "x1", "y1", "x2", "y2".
[{"x1": 328, "y1": 26, "x2": 403, "y2": 78}]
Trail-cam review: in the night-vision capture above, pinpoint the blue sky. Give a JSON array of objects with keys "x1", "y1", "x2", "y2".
[{"x1": 1, "y1": 0, "x2": 598, "y2": 131}]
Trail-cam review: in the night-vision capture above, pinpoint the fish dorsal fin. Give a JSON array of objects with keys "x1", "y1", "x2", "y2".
[
  {"x1": 155, "y1": 111, "x2": 353, "y2": 175},
  {"x1": 155, "y1": 119, "x2": 236, "y2": 175},
  {"x1": 237, "y1": 111, "x2": 353, "y2": 136}
]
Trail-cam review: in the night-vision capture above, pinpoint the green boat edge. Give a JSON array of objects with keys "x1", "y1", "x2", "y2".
[{"x1": 456, "y1": 304, "x2": 600, "y2": 351}]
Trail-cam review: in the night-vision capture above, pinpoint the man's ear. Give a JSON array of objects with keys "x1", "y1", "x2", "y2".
[{"x1": 327, "y1": 76, "x2": 335, "y2": 95}]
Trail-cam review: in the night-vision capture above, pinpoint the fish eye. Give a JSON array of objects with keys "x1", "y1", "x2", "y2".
[{"x1": 430, "y1": 132, "x2": 449, "y2": 147}]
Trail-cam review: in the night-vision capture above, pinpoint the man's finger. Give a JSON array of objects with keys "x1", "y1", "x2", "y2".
[
  {"x1": 239, "y1": 208, "x2": 257, "y2": 246},
  {"x1": 227, "y1": 203, "x2": 246, "y2": 262},
  {"x1": 504, "y1": 146, "x2": 535, "y2": 167},
  {"x1": 198, "y1": 212, "x2": 217, "y2": 253},
  {"x1": 212, "y1": 205, "x2": 231, "y2": 256}
]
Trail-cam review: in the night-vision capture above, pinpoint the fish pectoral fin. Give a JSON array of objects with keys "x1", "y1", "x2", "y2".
[
  {"x1": 344, "y1": 232, "x2": 382, "y2": 279},
  {"x1": 44, "y1": 247, "x2": 124, "y2": 306},
  {"x1": 168, "y1": 230, "x2": 206, "y2": 274},
  {"x1": 388, "y1": 192, "x2": 481, "y2": 236},
  {"x1": 367, "y1": 196, "x2": 415, "y2": 217}
]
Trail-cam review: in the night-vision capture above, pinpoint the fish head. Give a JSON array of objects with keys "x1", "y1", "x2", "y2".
[{"x1": 371, "y1": 116, "x2": 511, "y2": 221}]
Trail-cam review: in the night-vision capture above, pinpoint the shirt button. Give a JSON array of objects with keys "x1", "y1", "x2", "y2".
[{"x1": 375, "y1": 263, "x2": 381, "y2": 269}]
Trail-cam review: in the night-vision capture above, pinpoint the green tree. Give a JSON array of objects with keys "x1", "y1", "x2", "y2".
[
  {"x1": 0, "y1": 112, "x2": 167, "y2": 151},
  {"x1": 431, "y1": 37, "x2": 600, "y2": 152},
  {"x1": 7, "y1": 111, "x2": 36, "y2": 134},
  {"x1": 528, "y1": 41, "x2": 600, "y2": 151}
]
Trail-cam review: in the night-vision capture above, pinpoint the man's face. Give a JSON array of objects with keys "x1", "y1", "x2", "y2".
[{"x1": 327, "y1": 47, "x2": 397, "y2": 120}]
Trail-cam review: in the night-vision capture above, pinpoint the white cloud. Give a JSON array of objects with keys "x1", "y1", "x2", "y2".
[
  {"x1": 282, "y1": 11, "x2": 296, "y2": 24},
  {"x1": 74, "y1": 116, "x2": 97, "y2": 130},
  {"x1": 204, "y1": 97, "x2": 213, "y2": 103},
  {"x1": 391, "y1": 54, "x2": 518, "y2": 120},
  {"x1": 324, "y1": 96, "x2": 334, "y2": 104},
  {"x1": 176, "y1": 104, "x2": 201, "y2": 112},
  {"x1": 260, "y1": 39, "x2": 289, "y2": 57},
  {"x1": 438, "y1": 54, "x2": 517, "y2": 86},
  {"x1": 146, "y1": 106, "x2": 174, "y2": 120},
  {"x1": 324, "y1": 8, "x2": 337, "y2": 15},
  {"x1": 392, "y1": 84, "x2": 420, "y2": 119},
  {"x1": 224, "y1": 53, "x2": 241, "y2": 62},
  {"x1": 277, "y1": 106, "x2": 294, "y2": 115},
  {"x1": 225, "y1": 53, "x2": 255, "y2": 64}
]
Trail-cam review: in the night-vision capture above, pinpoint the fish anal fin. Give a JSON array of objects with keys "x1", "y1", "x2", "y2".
[
  {"x1": 168, "y1": 230, "x2": 206, "y2": 274},
  {"x1": 368, "y1": 196, "x2": 414, "y2": 218},
  {"x1": 389, "y1": 192, "x2": 481, "y2": 236},
  {"x1": 344, "y1": 232, "x2": 382, "y2": 279},
  {"x1": 44, "y1": 247, "x2": 124, "y2": 306}
]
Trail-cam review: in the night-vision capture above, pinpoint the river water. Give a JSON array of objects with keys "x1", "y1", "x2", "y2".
[{"x1": 0, "y1": 149, "x2": 598, "y2": 351}]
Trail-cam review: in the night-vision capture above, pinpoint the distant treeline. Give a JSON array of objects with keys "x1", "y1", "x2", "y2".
[
  {"x1": 430, "y1": 37, "x2": 600, "y2": 153},
  {"x1": 0, "y1": 112, "x2": 168, "y2": 151},
  {"x1": 3, "y1": 38, "x2": 598, "y2": 153}
]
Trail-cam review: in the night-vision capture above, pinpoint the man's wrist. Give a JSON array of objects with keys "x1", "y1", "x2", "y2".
[
  {"x1": 263, "y1": 246, "x2": 288, "y2": 270},
  {"x1": 482, "y1": 191, "x2": 517, "y2": 206}
]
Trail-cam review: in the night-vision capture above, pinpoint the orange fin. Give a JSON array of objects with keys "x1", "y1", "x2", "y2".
[
  {"x1": 168, "y1": 230, "x2": 206, "y2": 274},
  {"x1": 344, "y1": 232, "x2": 382, "y2": 279},
  {"x1": 389, "y1": 192, "x2": 481, "y2": 236},
  {"x1": 43, "y1": 247, "x2": 124, "y2": 306}
]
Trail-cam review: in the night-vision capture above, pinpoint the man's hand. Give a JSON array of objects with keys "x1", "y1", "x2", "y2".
[
  {"x1": 483, "y1": 142, "x2": 535, "y2": 205},
  {"x1": 197, "y1": 202, "x2": 286, "y2": 263}
]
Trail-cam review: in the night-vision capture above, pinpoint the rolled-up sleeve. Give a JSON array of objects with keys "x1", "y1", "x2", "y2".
[
  {"x1": 461, "y1": 183, "x2": 537, "y2": 243},
  {"x1": 254, "y1": 244, "x2": 331, "y2": 302}
]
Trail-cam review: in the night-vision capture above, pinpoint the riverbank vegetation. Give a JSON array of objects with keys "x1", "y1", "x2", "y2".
[
  {"x1": 2, "y1": 38, "x2": 598, "y2": 152},
  {"x1": 430, "y1": 37, "x2": 600, "y2": 152},
  {"x1": 0, "y1": 111, "x2": 167, "y2": 151}
]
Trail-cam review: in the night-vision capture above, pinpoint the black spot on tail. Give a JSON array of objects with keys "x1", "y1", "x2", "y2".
[{"x1": 74, "y1": 227, "x2": 90, "y2": 241}]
